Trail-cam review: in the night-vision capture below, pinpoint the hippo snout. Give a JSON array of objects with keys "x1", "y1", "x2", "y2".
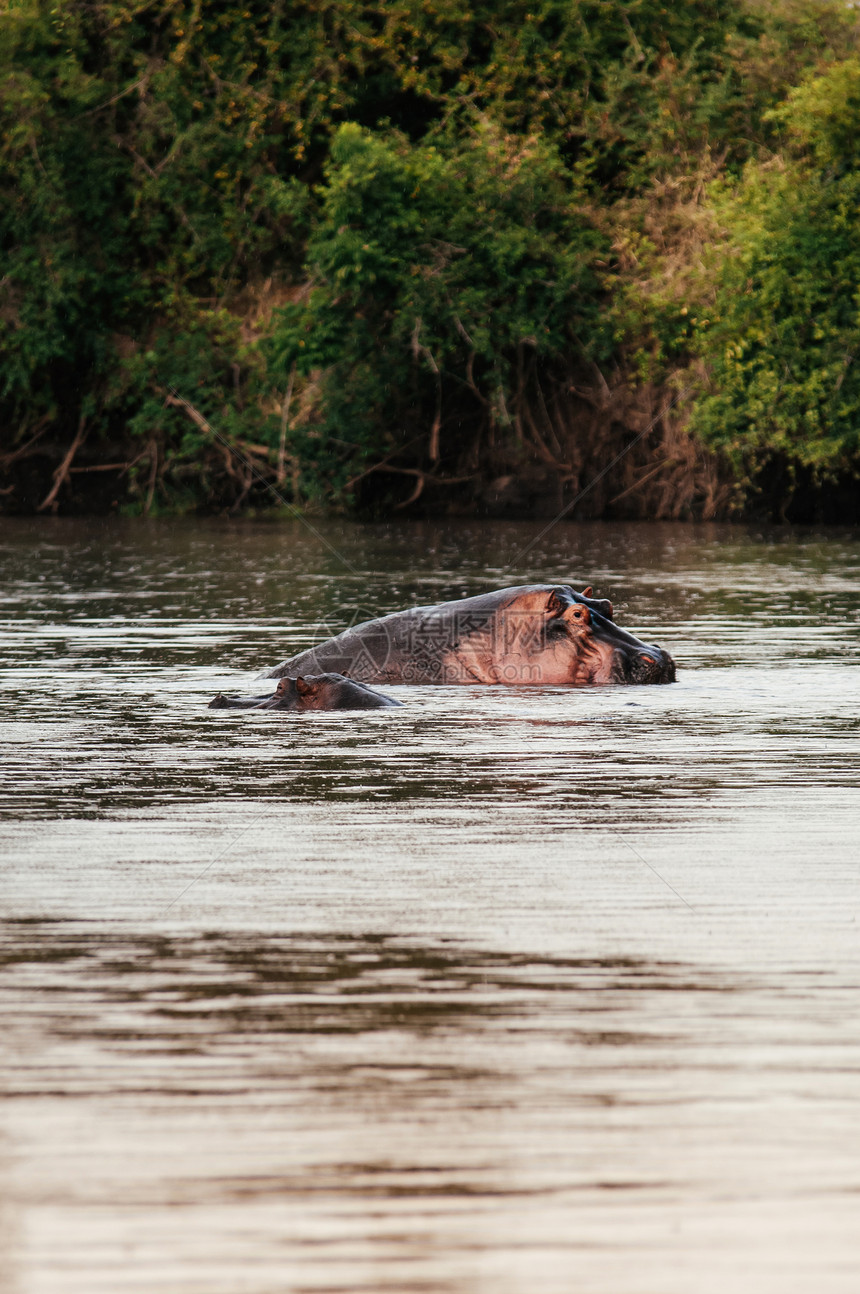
[{"x1": 622, "y1": 646, "x2": 676, "y2": 685}]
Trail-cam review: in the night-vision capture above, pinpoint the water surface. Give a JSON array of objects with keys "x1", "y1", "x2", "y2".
[{"x1": 1, "y1": 518, "x2": 859, "y2": 1293}]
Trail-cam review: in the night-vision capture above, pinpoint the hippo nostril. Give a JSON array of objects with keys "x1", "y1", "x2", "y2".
[{"x1": 622, "y1": 651, "x2": 661, "y2": 683}]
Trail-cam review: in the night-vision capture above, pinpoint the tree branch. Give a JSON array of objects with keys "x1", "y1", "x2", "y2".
[
  {"x1": 38, "y1": 417, "x2": 88, "y2": 512},
  {"x1": 411, "y1": 317, "x2": 442, "y2": 461}
]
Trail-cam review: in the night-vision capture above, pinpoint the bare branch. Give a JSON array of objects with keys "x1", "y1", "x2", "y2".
[
  {"x1": 38, "y1": 416, "x2": 88, "y2": 512},
  {"x1": 394, "y1": 475, "x2": 424, "y2": 509},
  {"x1": 608, "y1": 459, "x2": 672, "y2": 505},
  {"x1": 143, "y1": 439, "x2": 159, "y2": 515},
  {"x1": 0, "y1": 413, "x2": 52, "y2": 468},
  {"x1": 76, "y1": 74, "x2": 150, "y2": 120},
  {"x1": 522, "y1": 402, "x2": 571, "y2": 470},
  {"x1": 411, "y1": 318, "x2": 442, "y2": 461},
  {"x1": 452, "y1": 314, "x2": 475, "y2": 348}
]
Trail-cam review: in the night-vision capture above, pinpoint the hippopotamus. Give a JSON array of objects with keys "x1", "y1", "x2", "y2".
[
  {"x1": 210, "y1": 672, "x2": 402, "y2": 711},
  {"x1": 263, "y1": 585, "x2": 675, "y2": 686}
]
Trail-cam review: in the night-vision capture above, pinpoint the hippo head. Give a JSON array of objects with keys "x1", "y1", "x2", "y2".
[
  {"x1": 209, "y1": 677, "x2": 299, "y2": 709},
  {"x1": 261, "y1": 677, "x2": 300, "y2": 708},
  {"x1": 294, "y1": 672, "x2": 402, "y2": 710},
  {"x1": 294, "y1": 674, "x2": 335, "y2": 710},
  {"x1": 209, "y1": 673, "x2": 401, "y2": 712},
  {"x1": 542, "y1": 587, "x2": 676, "y2": 685}
]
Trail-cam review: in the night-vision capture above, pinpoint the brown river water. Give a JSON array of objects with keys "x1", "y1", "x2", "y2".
[{"x1": 1, "y1": 517, "x2": 859, "y2": 1294}]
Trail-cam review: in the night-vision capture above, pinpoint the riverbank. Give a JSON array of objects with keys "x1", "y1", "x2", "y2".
[{"x1": 4, "y1": 1, "x2": 860, "y2": 525}]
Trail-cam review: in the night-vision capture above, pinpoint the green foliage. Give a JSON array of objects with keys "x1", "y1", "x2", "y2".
[
  {"x1": 0, "y1": 0, "x2": 142, "y2": 431},
  {"x1": 2, "y1": 0, "x2": 860, "y2": 513},
  {"x1": 766, "y1": 53, "x2": 860, "y2": 168},
  {"x1": 692, "y1": 56, "x2": 860, "y2": 480},
  {"x1": 268, "y1": 120, "x2": 607, "y2": 496},
  {"x1": 715, "y1": 0, "x2": 858, "y2": 160}
]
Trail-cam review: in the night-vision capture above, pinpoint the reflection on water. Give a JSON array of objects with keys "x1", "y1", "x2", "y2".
[
  {"x1": 3, "y1": 924, "x2": 705, "y2": 1061},
  {"x1": 5, "y1": 922, "x2": 860, "y2": 1294},
  {"x1": 1, "y1": 518, "x2": 860, "y2": 1293}
]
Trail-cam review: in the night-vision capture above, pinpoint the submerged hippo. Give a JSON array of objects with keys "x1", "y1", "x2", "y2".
[
  {"x1": 210, "y1": 672, "x2": 402, "y2": 711},
  {"x1": 263, "y1": 585, "x2": 675, "y2": 686}
]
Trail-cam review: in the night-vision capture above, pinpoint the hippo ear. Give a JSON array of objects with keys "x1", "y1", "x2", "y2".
[
  {"x1": 581, "y1": 586, "x2": 593, "y2": 598},
  {"x1": 295, "y1": 676, "x2": 314, "y2": 697},
  {"x1": 546, "y1": 588, "x2": 569, "y2": 615}
]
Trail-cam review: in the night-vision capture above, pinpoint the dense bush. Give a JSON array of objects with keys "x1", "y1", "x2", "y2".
[
  {"x1": 1, "y1": 0, "x2": 858, "y2": 515},
  {"x1": 268, "y1": 119, "x2": 609, "y2": 502},
  {"x1": 692, "y1": 56, "x2": 860, "y2": 485}
]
